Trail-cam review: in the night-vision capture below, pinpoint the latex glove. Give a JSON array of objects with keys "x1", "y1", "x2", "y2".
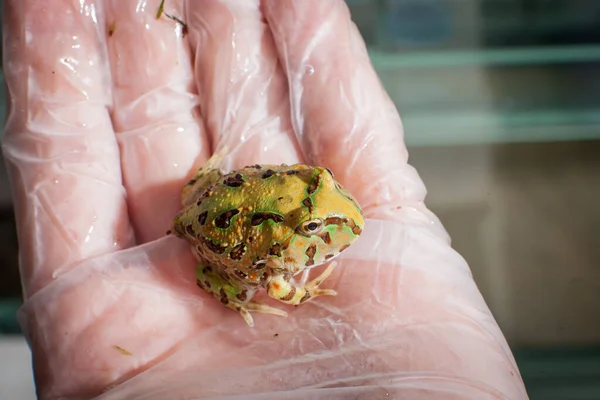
[{"x1": 1, "y1": 1, "x2": 529, "y2": 399}]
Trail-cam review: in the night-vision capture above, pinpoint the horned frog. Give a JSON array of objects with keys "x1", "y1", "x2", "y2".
[{"x1": 171, "y1": 147, "x2": 364, "y2": 326}]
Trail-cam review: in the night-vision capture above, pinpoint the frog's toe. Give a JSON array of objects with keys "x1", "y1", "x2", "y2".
[
  {"x1": 238, "y1": 308, "x2": 255, "y2": 327},
  {"x1": 306, "y1": 261, "x2": 338, "y2": 290},
  {"x1": 246, "y1": 302, "x2": 288, "y2": 317},
  {"x1": 310, "y1": 288, "x2": 337, "y2": 297},
  {"x1": 236, "y1": 302, "x2": 288, "y2": 327},
  {"x1": 298, "y1": 262, "x2": 339, "y2": 303}
]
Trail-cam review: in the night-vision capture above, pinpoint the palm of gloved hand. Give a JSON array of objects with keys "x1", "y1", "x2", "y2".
[{"x1": 1, "y1": 1, "x2": 526, "y2": 399}]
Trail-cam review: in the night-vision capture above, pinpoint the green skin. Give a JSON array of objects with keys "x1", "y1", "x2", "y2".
[{"x1": 173, "y1": 150, "x2": 364, "y2": 327}]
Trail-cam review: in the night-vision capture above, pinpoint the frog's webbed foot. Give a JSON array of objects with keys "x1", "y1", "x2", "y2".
[
  {"x1": 195, "y1": 264, "x2": 287, "y2": 327},
  {"x1": 267, "y1": 262, "x2": 338, "y2": 306}
]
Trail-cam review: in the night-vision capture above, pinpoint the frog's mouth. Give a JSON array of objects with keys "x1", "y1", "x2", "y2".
[{"x1": 281, "y1": 217, "x2": 363, "y2": 274}]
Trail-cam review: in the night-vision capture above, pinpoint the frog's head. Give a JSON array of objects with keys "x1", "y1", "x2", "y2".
[{"x1": 281, "y1": 167, "x2": 364, "y2": 274}]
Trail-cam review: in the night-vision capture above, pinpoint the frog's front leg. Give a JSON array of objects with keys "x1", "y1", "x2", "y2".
[
  {"x1": 195, "y1": 264, "x2": 288, "y2": 327},
  {"x1": 267, "y1": 262, "x2": 338, "y2": 305}
]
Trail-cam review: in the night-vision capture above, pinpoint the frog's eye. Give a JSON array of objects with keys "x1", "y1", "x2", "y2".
[{"x1": 296, "y1": 218, "x2": 324, "y2": 236}]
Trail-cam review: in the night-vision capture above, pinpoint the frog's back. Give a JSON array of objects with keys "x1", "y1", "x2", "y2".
[{"x1": 174, "y1": 164, "x2": 319, "y2": 271}]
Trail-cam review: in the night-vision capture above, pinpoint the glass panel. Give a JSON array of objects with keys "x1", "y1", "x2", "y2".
[
  {"x1": 0, "y1": 2, "x2": 598, "y2": 398},
  {"x1": 348, "y1": 0, "x2": 600, "y2": 145},
  {"x1": 345, "y1": 1, "x2": 600, "y2": 398}
]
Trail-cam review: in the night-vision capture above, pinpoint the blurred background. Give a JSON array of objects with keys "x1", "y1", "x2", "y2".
[{"x1": 1, "y1": 0, "x2": 599, "y2": 399}]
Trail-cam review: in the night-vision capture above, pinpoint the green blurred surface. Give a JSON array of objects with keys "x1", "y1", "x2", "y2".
[
  {"x1": 369, "y1": 46, "x2": 600, "y2": 146},
  {"x1": 356, "y1": 0, "x2": 600, "y2": 147},
  {"x1": 370, "y1": 45, "x2": 600, "y2": 68},
  {"x1": 515, "y1": 348, "x2": 600, "y2": 400},
  {"x1": 0, "y1": 299, "x2": 21, "y2": 335}
]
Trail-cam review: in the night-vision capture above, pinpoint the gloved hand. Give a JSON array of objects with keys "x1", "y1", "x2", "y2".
[{"x1": 1, "y1": 1, "x2": 528, "y2": 399}]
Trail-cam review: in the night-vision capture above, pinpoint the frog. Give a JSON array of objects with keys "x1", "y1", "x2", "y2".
[{"x1": 171, "y1": 147, "x2": 364, "y2": 326}]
